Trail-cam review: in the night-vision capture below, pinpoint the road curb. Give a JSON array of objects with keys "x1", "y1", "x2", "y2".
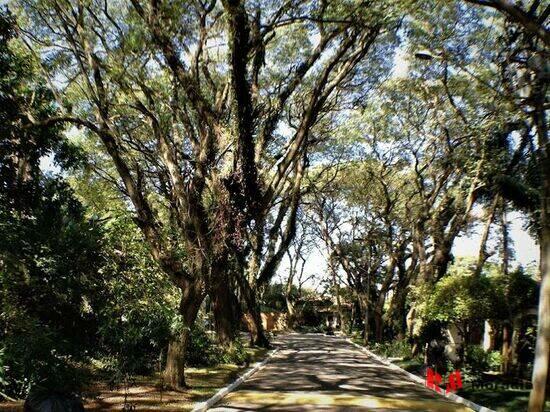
[
  {"x1": 191, "y1": 348, "x2": 279, "y2": 412},
  {"x1": 345, "y1": 338, "x2": 495, "y2": 412}
]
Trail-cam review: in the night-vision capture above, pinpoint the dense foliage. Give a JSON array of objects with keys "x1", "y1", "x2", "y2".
[
  {"x1": 1, "y1": 0, "x2": 548, "y2": 410},
  {"x1": 0, "y1": 8, "x2": 183, "y2": 396}
]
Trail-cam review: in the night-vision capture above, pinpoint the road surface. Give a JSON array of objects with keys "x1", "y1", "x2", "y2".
[{"x1": 210, "y1": 333, "x2": 472, "y2": 411}]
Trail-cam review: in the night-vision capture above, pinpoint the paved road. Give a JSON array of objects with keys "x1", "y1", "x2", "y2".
[{"x1": 210, "y1": 334, "x2": 472, "y2": 411}]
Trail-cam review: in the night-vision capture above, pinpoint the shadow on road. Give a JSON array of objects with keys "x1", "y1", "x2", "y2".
[{"x1": 211, "y1": 334, "x2": 472, "y2": 411}]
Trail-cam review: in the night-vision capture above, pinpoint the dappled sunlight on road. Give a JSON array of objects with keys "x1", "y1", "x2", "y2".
[
  {"x1": 221, "y1": 389, "x2": 471, "y2": 411},
  {"x1": 211, "y1": 334, "x2": 473, "y2": 411}
]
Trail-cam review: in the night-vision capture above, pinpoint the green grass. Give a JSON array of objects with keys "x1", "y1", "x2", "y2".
[
  {"x1": 83, "y1": 343, "x2": 272, "y2": 411},
  {"x1": 362, "y1": 340, "x2": 547, "y2": 412},
  {"x1": 0, "y1": 342, "x2": 272, "y2": 412},
  {"x1": 457, "y1": 386, "x2": 550, "y2": 412},
  {"x1": 393, "y1": 357, "x2": 424, "y2": 374}
]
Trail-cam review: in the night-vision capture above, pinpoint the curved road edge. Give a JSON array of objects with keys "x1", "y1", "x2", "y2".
[
  {"x1": 345, "y1": 337, "x2": 495, "y2": 412},
  {"x1": 191, "y1": 348, "x2": 280, "y2": 412}
]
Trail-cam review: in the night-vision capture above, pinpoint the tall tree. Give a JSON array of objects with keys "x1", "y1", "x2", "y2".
[
  {"x1": 19, "y1": 0, "x2": 400, "y2": 387},
  {"x1": 459, "y1": 1, "x2": 548, "y2": 408},
  {"x1": 0, "y1": 7, "x2": 103, "y2": 397}
]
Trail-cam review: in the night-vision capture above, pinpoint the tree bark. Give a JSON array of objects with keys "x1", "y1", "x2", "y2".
[
  {"x1": 286, "y1": 294, "x2": 296, "y2": 329},
  {"x1": 502, "y1": 322, "x2": 512, "y2": 375},
  {"x1": 374, "y1": 309, "x2": 384, "y2": 342},
  {"x1": 348, "y1": 302, "x2": 356, "y2": 334},
  {"x1": 211, "y1": 273, "x2": 240, "y2": 345},
  {"x1": 474, "y1": 195, "x2": 499, "y2": 277},
  {"x1": 164, "y1": 280, "x2": 204, "y2": 389},
  {"x1": 529, "y1": 165, "x2": 550, "y2": 410},
  {"x1": 501, "y1": 204, "x2": 510, "y2": 277},
  {"x1": 330, "y1": 253, "x2": 345, "y2": 331},
  {"x1": 360, "y1": 294, "x2": 370, "y2": 345},
  {"x1": 528, "y1": 78, "x2": 549, "y2": 412},
  {"x1": 529, "y1": 248, "x2": 550, "y2": 411},
  {"x1": 165, "y1": 332, "x2": 189, "y2": 390},
  {"x1": 284, "y1": 242, "x2": 303, "y2": 330},
  {"x1": 511, "y1": 317, "x2": 521, "y2": 369},
  {"x1": 389, "y1": 286, "x2": 409, "y2": 339},
  {"x1": 245, "y1": 307, "x2": 269, "y2": 347},
  {"x1": 240, "y1": 279, "x2": 270, "y2": 347}
]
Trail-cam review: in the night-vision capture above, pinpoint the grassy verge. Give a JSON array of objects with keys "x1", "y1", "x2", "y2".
[
  {"x1": 392, "y1": 357, "x2": 424, "y2": 374},
  {"x1": 0, "y1": 346, "x2": 270, "y2": 412},
  {"x1": 455, "y1": 386, "x2": 544, "y2": 412},
  {"x1": 84, "y1": 346, "x2": 270, "y2": 411},
  {"x1": 355, "y1": 337, "x2": 550, "y2": 412}
]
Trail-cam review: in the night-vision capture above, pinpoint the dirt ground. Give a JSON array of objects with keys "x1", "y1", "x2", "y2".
[
  {"x1": 0, "y1": 347, "x2": 269, "y2": 411},
  {"x1": 83, "y1": 364, "x2": 245, "y2": 411}
]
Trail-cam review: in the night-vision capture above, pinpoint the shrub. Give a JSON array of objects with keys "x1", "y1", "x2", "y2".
[
  {"x1": 297, "y1": 325, "x2": 324, "y2": 333},
  {"x1": 0, "y1": 314, "x2": 91, "y2": 398},
  {"x1": 462, "y1": 345, "x2": 490, "y2": 379},
  {"x1": 186, "y1": 327, "x2": 220, "y2": 367},
  {"x1": 371, "y1": 340, "x2": 412, "y2": 359},
  {"x1": 218, "y1": 340, "x2": 250, "y2": 366},
  {"x1": 487, "y1": 350, "x2": 503, "y2": 371},
  {"x1": 185, "y1": 327, "x2": 251, "y2": 367}
]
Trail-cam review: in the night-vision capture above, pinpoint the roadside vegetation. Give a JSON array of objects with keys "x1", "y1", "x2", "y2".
[{"x1": 1, "y1": 0, "x2": 548, "y2": 411}]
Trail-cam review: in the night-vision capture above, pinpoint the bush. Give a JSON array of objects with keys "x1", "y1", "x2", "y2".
[
  {"x1": 462, "y1": 345, "x2": 490, "y2": 379},
  {"x1": 96, "y1": 305, "x2": 173, "y2": 375},
  {"x1": 24, "y1": 388, "x2": 84, "y2": 412},
  {"x1": 487, "y1": 350, "x2": 503, "y2": 371},
  {"x1": 185, "y1": 327, "x2": 251, "y2": 367},
  {"x1": 218, "y1": 340, "x2": 250, "y2": 366},
  {"x1": 186, "y1": 327, "x2": 220, "y2": 367},
  {"x1": 464, "y1": 345, "x2": 489, "y2": 371},
  {"x1": 0, "y1": 315, "x2": 91, "y2": 398},
  {"x1": 371, "y1": 340, "x2": 412, "y2": 359},
  {"x1": 93, "y1": 216, "x2": 179, "y2": 376},
  {"x1": 296, "y1": 325, "x2": 324, "y2": 333}
]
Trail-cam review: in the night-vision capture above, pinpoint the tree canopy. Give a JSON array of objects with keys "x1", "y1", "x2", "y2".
[{"x1": 1, "y1": 0, "x2": 548, "y2": 410}]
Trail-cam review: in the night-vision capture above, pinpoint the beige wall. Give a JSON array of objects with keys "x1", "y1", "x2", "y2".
[{"x1": 243, "y1": 312, "x2": 287, "y2": 332}]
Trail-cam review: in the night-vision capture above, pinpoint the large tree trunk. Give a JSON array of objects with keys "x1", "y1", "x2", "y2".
[
  {"x1": 247, "y1": 300, "x2": 270, "y2": 348},
  {"x1": 348, "y1": 302, "x2": 356, "y2": 334},
  {"x1": 500, "y1": 318, "x2": 521, "y2": 375},
  {"x1": 359, "y1": 294, "x2": 369, "y2": 345},
  {"x1": 210, "y1": 256, "x2": 241, "y2": 346},
  {"x1": 331, "y1": 256, "x2": 345, "y2": 331},
  {"x1": 502, "y1": 321, "x2": 512, "y2": 375},
  {"x1": 511, "y1": 317, "x2": 521, "y2": 369},
  {"x1": 245, "y1": 307, "x2": 269, "y2": 347},
  {"x1": 236, "y1": 271, "x2": 270, "y2": 347},
  {"x1": 211, "y1": 274, "x2": 241, "y2": 345},
  {"x1": 285, "y1": 295, "x2": 295, "y2": 329},
  {"x1": 389, "y1": 287, "x2": 408, "y2": 340},
  {"x1": 529, "y1": 194, "x2": 550, "y2": 411},
  {"x1": 528, "y1": 87, "x2": 549, "y2": 412},
  {"x1": 285, "y1": 263, "x2": 296, "y2": 329},
  {"x1": 165, "y1": 332, "x2": 189, "y2": 390},
  {"x1": 243, "y1": 291, "x2": 269, "y2": 347},
  {"x1": 483, "y1": 320, "x2": 497, "y2": 352},
  {"x1": 388, "y1": 261, "x2": 411, "y2": 340},
  {"x1": 374, "y1": 309, "x2": 384, "y2": 342},
  {"x1": 164, "y1": 279, "x2": 204, "y2": 389}
]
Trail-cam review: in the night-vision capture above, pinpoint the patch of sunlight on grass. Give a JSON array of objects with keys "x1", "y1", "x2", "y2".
[
  {"x1": 458, "y1": 388, "x2": 550, "y2": 412},
  {"x1": 393, "y1": 357, "x2": 424, "y2": 373},
  {"x1": 80, "y1": 343, "x2": 271, "y2": 411},
  {"x1": 222, "y1": 390, "x2": 473, "y2": 411}
]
